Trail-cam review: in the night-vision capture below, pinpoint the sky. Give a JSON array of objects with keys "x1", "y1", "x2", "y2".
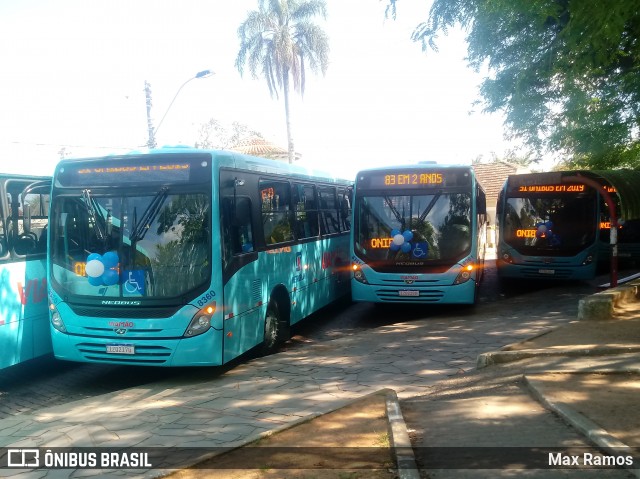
[{"x1": 0, "y1": 0, "x2": 525, "y2": 179}]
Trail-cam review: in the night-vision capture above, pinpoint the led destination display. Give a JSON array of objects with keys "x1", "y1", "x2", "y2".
[
  {"x1": 58, "y1": 163, "x2": 191, "y2": 186},
  {"x1": 357, "y1": 168, "x2": 471, "y2": 189}
]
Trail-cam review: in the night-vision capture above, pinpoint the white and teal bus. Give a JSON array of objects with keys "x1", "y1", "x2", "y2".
[
  {"x1": 351, "y1": 163, "x2": 487, "y2": 304},
  {"x1": 48, "y1": 148, "x2": 352, "y2": 366},
  {"x1": 0, "y1": 174, "x2": 52, "y2": 370}
]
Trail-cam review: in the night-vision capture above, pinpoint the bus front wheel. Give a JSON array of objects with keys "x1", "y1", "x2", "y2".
[{"x1": 261, "y1": 302, "x2": 289, "y2": 355}]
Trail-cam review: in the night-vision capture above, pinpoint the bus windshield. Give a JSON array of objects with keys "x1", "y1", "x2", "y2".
[
  {"x1": 50, "y1": 190, "x2": 210, "y2": 300},
  {"x1": 503, "y1": 194, "x2": 597, "y2": 256},
  {"x1": 354, "y1": 192, "x2": 472, "y2": 268}
]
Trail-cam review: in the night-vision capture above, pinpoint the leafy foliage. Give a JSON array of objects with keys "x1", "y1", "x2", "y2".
[
  {"x1": 388, "y1": 0, "x2": 640, "y2": 169},
  {"x1": 236, "y1": 0, "x2": 330, "y2": 163}
]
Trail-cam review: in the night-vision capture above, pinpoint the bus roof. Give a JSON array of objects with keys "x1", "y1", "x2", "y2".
[{"x1": 355, "y1": 162, "x2": 472, "y2": 175}]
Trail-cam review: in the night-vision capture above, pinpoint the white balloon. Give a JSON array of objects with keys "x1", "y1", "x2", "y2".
[
  {"x1": 85, "y1": 259, "x2": 105, "y2": 278},
  {"x1": 538, "y1": 225, "x2": 547, "y2": 233},
  {"x1": 393, "y1": 234, "x2": 405, "y2": 246}
]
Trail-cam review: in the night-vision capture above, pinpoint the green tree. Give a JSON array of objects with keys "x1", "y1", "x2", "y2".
[
  {"x1": 236, "y1": 0, "x2": 330, "y2": 164},
  {"x1": 386, "y1": 0, "x2": 640, "y2": 169}
]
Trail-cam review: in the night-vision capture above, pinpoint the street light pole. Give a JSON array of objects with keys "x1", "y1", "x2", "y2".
[{"x1": 145, "y1": 70, "x2": 215, "y2": 149}]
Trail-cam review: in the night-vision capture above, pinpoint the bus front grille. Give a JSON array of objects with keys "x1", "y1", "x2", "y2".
[
  {"x1": 375, "y1": 289, "x2": 444, "y2": 302},
  {"x1": 381, "y1": 279, "x2": 441, "y2": 285},
  {"x1": 75, "y1": 342, "x2": 171, "y2": 364},
  {"x1": 70, "y1": 305, "x2": 180, "y2": 319}
]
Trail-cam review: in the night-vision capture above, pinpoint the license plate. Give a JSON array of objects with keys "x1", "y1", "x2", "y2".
[
  {"x1": 399, "y1": 290, "x2": 420, "y2": 297},
  {"x1": 538, "y1": 269, "x2": 555, "y2": 275},
  {"x1": 106, "y1": 344, "x2": 135, "y2": 355}
]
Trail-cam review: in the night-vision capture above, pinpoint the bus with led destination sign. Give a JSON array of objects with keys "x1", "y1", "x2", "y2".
[
  {"x1": 495, "y1": 170, "x2": 640, "y2": 281},
  {"x1": 351, "y1": 163, "x2": 487, "y2": 304},
  {"x1": 48, "y1": 148, "x2": 352, "y2": 367}
]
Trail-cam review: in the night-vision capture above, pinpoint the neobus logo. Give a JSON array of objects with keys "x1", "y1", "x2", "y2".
[{"x1": 101, "y1": 300, "x2": 141, "y2": 306}]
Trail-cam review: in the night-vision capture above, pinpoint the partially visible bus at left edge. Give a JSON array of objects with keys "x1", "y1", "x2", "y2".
[
  {"x1": 0, "y1": 174, "x2": 52, "y2": 370},
  {"x1": 48, "y1": 148, "x2": 352, "y2": 367}
]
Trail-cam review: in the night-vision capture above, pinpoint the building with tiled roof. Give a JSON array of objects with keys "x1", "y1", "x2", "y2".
[{"x1": 229, "y1": 136, "x2": 301, "y2": 162}]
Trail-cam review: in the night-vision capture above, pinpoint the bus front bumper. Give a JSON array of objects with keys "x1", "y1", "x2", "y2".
[
  {"x1": 351, "y1": 278, "x2": 477, "y2": 304},
  {"x1": 50, "y1": 327, "x2": 224, "y2": 367}
]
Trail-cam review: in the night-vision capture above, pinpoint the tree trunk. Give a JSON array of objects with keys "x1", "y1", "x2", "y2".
[{"x1": 283, "y1": 71, "x2": 295, "y2": 164}]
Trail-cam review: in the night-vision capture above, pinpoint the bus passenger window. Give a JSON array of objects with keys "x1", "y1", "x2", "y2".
[
  {"x1": 260, "y1": 180, "x2": 292, "y2": 245},
  {"x1": 292, "y1": 183, "x2": 318, "y2": 239},
  {"x1": 338, "y1": 188, "x2": 352, "y2": 232},
  {"x1": 319, "y1": 187, "x2": 339, "y2": 235}
]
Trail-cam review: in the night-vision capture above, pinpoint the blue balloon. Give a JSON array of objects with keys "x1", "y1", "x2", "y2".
[
  {"x1": 402, "y1": 230, "x2": 414, "y2": 242},
  {"x1": 545, "y1": 221, "x2": 554, "y2": 230},
  {"x1": 102, "y1": 269, "x2": 119, "y2": 286},
  {"x1": 87, "y1": 253, "x2": 102, "y2": 262},
  {"x1": 102, "y1": 251, "x2": 119, "y2": 268},
  {"x1": 390, "y1": 243, "x2": 401, "y2": 251},
  {"x1": 401, "y1": 242, "x2": 412, "y2": 253},
  {"x1": 391, "y1": 229, "x2": 401, "y2": 237},
  {"x1": 88, "y1": 276, "x2": 103, "y2": 286}
]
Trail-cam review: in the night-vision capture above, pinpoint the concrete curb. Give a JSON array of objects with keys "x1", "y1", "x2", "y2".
[
  {"x1": 477, "y1": 346, "x2": 640, "y2": 368},
  {"x1": 524, "y1": 375, "x2": 640, "y2": 479},
  {"x1": 386, "y1": 389, "x2": 420, "y2": 479},
  {"x1": 579, "y1": 280, "x2": 640, "y2": 320}
]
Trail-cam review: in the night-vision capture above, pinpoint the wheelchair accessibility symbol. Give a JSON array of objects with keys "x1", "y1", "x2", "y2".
[
  {"x1": 412, "y1": 242, "x2": 428, "y2": 259},
  {"x1": 123, "y1": 270, "x2": 145, "y2": 296}
]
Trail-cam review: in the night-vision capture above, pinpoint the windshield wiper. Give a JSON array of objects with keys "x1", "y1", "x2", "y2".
[
  {"x1": 130, "y1": 187, "x2": 169, "y2": 243},
  {"x1": 418, "y1": 192, "x2": 442, "y2": 224},
  {"x1": 81, "y1": 189, "x2": 106, "y2": 241}
]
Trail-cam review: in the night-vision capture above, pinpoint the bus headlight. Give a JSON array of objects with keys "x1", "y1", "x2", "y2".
[
  {"x1": 500, "y1": 251, "x2": 514, "y2": 264},
  {"x1": 582, "y1": 254, "x2": 594, "y2": 265},
  {"x1": 49, "y1": 303, "x2": 67, "y2": 333},
  {"x1": 352, "y1": 264, "x2": 368, "y2": 284},
  {"x1": 184, "y1": 302, "x2": 216, "y2": 337},
  {"x1": 454, "y1": 260, "x2": 475, "y2": 285}
]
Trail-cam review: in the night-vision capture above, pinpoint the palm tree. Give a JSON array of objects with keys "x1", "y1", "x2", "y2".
[{"x1": 236, "y1": 0, "x2": 330, "y2": 164}]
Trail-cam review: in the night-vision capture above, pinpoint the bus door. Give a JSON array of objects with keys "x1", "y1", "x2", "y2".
[{"x1": 220, "y1": 171, "x2": 262, "y2": 362}]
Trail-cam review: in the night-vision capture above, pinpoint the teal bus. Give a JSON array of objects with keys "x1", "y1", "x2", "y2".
[
  {"x1": 48, "y1": 148, "x2": 352, "y2": 366},
  {"x1": 496, "y1": 170, "x2": 640, "y2": 282},
  {"x1": 496, "y1": 171, "x2": 600, "y2": 281},
  {"x1": 0, "y1": 174, "x2": 52, "y2": 370},
  {"x1": 351, "y1": 163, "x2": 487, "y2": 304}
]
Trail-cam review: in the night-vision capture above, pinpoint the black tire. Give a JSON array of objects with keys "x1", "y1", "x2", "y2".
[{"x1": 261, "y1": 301, "x2": 289, "y2": 355}]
